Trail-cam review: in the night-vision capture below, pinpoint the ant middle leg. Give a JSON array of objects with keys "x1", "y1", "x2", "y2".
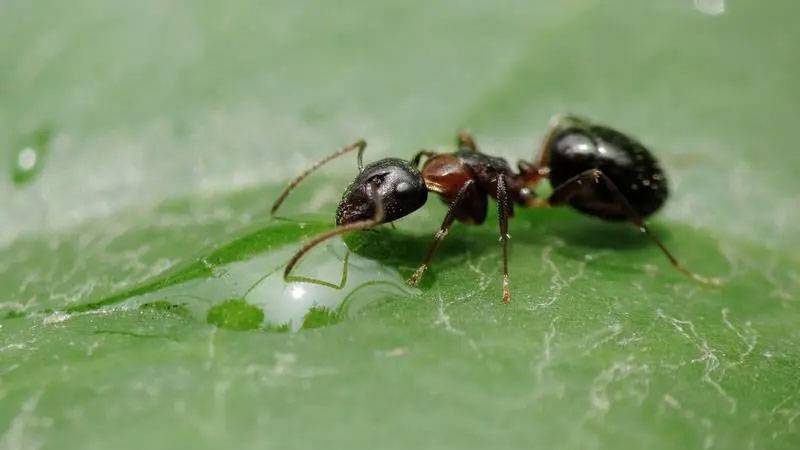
[
  {"x1": 408, "y1": 179, "x2": 476, "y2": 287},
  {"x1": 547, "y1": 169, "x2": 721, "y2": 286},
  {"x1": 497, "y1": 176, "x2": 512, "y2": 303}
]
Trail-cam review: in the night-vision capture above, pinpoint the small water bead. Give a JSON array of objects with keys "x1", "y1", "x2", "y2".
[
  {"x1": 17, "y1": 148, "x2": 37, "y2": 170},
  {"x1": 11, "y1": 127, "x2": 52, "y2": 186}
]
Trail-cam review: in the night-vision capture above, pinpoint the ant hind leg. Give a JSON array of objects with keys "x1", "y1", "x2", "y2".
[
  {"x1": 457, "y1": 130, "x2": 479, "y2": 152},
  {"x1": 547, "y1": 169, "x2": 722, "y2": 286}
]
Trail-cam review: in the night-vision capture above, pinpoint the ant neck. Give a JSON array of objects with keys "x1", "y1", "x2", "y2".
[{"x1": 518, "y1": 160, "x2": 550, "y2": 186}]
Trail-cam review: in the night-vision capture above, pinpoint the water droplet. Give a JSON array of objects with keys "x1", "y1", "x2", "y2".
[
  {"x1": 693, "y1": 0, "x2": 725, "y2": 15},
  {"x1": 96, "y1": 237, "x2": 416, "y2": 332},
  {"x1": 17, "y1": 148, "x2": 37, "y2": 170},
  {"x1": 11, "y1": 127, "x2": 52, "y2": 186},
  {"x1": 42, "y1": 311, "x2": 70, "y2": 324}
]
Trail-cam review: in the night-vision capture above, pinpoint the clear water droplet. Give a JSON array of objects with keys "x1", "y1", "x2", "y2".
[
  {"x1": 11, "y1": 127, "x2": 52, "y2": 186},
  {"x1": 17, "y1": 147, "x2": 37, "y2": 170},
  {"x1": 105, "y1": 237, "x2": 417, "y2": 332}
]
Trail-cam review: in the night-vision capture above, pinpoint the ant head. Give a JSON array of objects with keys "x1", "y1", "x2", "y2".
[{"x1": 336, "y1": 158, "x2": 428, "y2": 225}]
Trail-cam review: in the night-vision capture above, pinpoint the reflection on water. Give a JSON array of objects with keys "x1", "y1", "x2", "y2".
[{"x1": 119, "y1": 238, "x2": 417, "y2": 331}]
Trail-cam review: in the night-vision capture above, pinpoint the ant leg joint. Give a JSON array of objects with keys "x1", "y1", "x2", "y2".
[
  {"x1": 407, "y1": 264, "x2": 428, "y2": 286},
  {"x1": 502, "y1": 274, "x2": 510, "y2": 304}
]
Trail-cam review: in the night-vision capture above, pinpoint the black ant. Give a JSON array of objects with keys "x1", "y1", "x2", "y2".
[{"x1": 270, "y1": 114, "x2": 720, "y2": 303}]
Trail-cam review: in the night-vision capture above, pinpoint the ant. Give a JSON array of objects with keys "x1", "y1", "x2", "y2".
[{"x1": 270, "y1": 114, "x2": 720, "y2": 303}]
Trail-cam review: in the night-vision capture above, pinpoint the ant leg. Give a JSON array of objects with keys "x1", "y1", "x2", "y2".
[
  {"x1": 497, "y1": 176, "x2": 511, "y2": 303},
  {"x1": 548, "y1": 169, "x2": 721, "y2": 286},
  {"x1": 283, "y1": 181, "x2": 384, "y2": 283},
  {"x1": 457, "y1": 130, "x2": 478, "y2": 152},
  {"x1": 271, "y1": 139, "x2": 367, "y2": 215},
  {"x1": 411, "y1": 149, "x2": 439, "y2": 168},
  {"x1": 408, "y1": 179, "x2": 476, "y2": 286},
  {"x1": 534, "y1": 114, "x2": 595, "y2": 167}
]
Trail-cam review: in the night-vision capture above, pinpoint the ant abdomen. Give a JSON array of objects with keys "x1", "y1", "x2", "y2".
[{"x1": 548, "y1": 124, "x2": 669, "y2": 221}]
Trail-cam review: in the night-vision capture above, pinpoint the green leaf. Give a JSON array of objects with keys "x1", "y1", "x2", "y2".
[{"x1": 1, "y1": 1, "x2": 799, "y2": 449}]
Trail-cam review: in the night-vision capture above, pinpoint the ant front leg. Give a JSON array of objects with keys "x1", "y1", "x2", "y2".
[
  {"x1": 548, "y1": 169, "x2": 721, "y2": 286},
  {"x1": 408, "y1": 179, "x2": 476, "y2": 287},
  {"x1": 497, "y1": 176, "x2": 512, "y2": 303}
]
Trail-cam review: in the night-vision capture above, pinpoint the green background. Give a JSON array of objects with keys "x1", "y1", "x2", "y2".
[{"x1": 1, "y1": 1, "x2": 799, "y2": 449}]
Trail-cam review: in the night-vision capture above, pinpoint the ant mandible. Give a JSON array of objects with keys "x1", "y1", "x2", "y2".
[{"x1": 270, "y1": 114, "x2": 720, "y2": 303}]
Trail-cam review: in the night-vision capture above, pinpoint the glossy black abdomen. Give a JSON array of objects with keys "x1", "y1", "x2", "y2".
[{"x1": 548, "y1": 126, "x2": 668, "y2": 220}]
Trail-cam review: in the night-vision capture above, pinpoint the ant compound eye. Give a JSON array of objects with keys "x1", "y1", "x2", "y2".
[{"x1": 395, "y1": 181, "x2": 411, "y2": 193}]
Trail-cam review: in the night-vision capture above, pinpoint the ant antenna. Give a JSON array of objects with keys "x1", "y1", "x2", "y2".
[
  {"x1": 243, "y1": 261, "x2": 286, "y2": 298},
  {"x1": 286, "y1": 251, "x2": 350, "y2": 289},
  {"x1": 242, "y1": 250, "x2": 352, "y2": 297},
  {"x1": 284, "y1": 181, "x2": 384, "y2": 282},
  {"x1": 271, "y1": 139, "x2": 367, "y2": 215}
]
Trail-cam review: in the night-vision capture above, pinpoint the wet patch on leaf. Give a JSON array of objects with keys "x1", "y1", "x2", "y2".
[
  {"x1": 139, "y1": 301, "x2": 193, "y2": 318},
  {"x1": 206, "y1": 298, "x2": 264, "y2": 331}
]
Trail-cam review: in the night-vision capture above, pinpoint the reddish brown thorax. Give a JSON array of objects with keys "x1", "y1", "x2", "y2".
[{"x1": 421, "y1": 154, "x2": 473, "y2": 199}]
